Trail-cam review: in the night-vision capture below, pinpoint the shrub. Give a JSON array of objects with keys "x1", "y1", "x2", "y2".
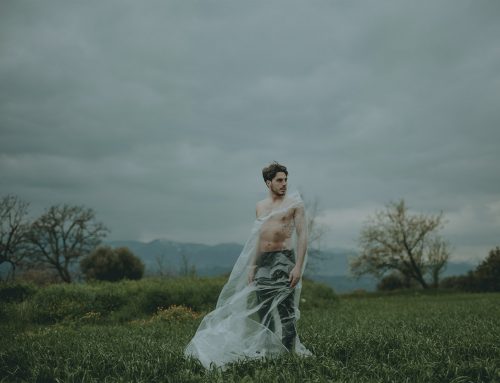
[
  {"x1": 474, "y1": 246, "x2": 500, "y2": 292},
  {"x1": 440, "y1": 272, "x2": 476, "y2": 291},
  {"x1": 439, "y1": 247, "x2": 500, "y2": 293},
  {"x1": 4, "y1": 276, "x2": 339, "y2": 325},
  {"x1": 151, "y1": 305, "x2": 201, "y2": 322},
  {"x1": 115, "y1": 247, "x2": 144, "y2": 280},
  {"x1": 377, "y1": 273, "x2": 405, "y2": 291},
  {"x1": 93, "y1": 289, "x2": 128, "y2": 312},
  {"x1": 80, "y1": 246, "x2": 144, "y2": 282},
  {"x1": 0, "y1": 281, "x2": 36, "y2": 303},
  {"x1": 139, "y1": 277, "x2": 225, "y2": 314}
]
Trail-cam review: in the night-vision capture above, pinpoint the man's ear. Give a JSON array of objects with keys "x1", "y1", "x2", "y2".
[{"x1": 265, "y1": 180, "x2": 270, "y2": 188}]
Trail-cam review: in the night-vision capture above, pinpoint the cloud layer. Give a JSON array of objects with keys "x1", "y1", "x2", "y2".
[{"x1": 1, "y1": 1, "x2": 499, "y2": 262}]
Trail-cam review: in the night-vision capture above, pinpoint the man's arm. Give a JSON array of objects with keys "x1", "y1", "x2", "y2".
[{"x1": 288, "y1": 204, "x2": 307, "y2": 288}]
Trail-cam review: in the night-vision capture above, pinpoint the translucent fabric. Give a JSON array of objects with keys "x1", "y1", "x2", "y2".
[{"x1": 184, "y1": 190, "x2": 312, "y2": 370}]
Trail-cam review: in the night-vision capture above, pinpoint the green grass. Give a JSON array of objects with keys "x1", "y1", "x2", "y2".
[{"x1": 1, "y1": 280, "x2": 499, "y2": 382}]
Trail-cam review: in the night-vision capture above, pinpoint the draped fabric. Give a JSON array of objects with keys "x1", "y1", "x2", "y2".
[{"x1": 184, "y1": 190, "x2": 312, "y2": 370}]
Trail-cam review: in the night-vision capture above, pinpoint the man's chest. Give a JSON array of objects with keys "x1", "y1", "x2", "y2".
[{"x1": 261, "y1": 210, "x2": 295, "y2": 228}]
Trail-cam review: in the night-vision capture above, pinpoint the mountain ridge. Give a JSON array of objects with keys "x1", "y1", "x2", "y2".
[{"x1": 104, "y1": 238, "x2": 475, "y2": 293}]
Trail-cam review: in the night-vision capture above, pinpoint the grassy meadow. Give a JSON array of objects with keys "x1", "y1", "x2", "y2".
[{"x1": 1, "y1": 277, "x2": 499, "y2": 382}]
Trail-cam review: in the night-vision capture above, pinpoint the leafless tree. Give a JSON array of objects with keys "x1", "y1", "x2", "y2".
[
  {"x1": 302, "y1": 194, "x2": 328, "y2": 274},
  {"x1": 349, "y1": 199, "x2": 450, "y2": 289},
  {"x1": 427, "y1": 236, "x2": 452, "y2": 288},
  {"x1": 179, "y1": 250, "x2": 196, "y2": 277},
  {"x1": 0, "y1": 194, "x2": 31, "y2": 280},
  {"x1": 25, "y1": 204, "x2": 109, "y2": 283},
  {"x1": 155, "y1": 252, "x2": 175, "y2": 277}
]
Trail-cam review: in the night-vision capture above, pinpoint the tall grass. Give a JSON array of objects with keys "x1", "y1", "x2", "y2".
[{"x1": 1, "y1": 278, "x2": 499, "y2": 382}]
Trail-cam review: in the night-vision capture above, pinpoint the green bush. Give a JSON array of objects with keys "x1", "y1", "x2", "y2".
[
  {"x1": 3, "y1": 276, "x2": 338, "y2": 325},
  {"x1": 93, "y1": 289, "x2": 128, "y2": 312},
  {"x1": 439, "y1": 247, "x2": 500, "y2": 293},
  {"x1": 80, "y1": 246, "x2": 144, "y2": 282},
  {"x1": 22, "y1": 277, "x2": 226, "y2": 324},
  {"x1": 139, "y1": 277, "x2": 225, "y2": 314},
  {"x1": 440, "y1": 272, "x2": 476, "y2": 291},
  {"x1": 473, "y1": 246, "x2": 500, "y2": 292},
  {"x1": 377, "y1": 273, "x2": 406, "y2": 291},
  {"x1": 0, "y1": 281, "x2": 37, "y2": 303}
]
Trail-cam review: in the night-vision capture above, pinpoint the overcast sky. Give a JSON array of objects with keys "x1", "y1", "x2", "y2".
[{"x1": 1, "y1": 1, "x2": 499, "y2": 263}]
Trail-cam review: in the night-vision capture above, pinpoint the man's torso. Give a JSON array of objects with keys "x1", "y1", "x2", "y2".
[{"x1": 256, "y1": 197, "x2": 296, "y2": 253}]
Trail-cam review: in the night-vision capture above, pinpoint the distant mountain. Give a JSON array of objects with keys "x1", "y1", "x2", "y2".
[
  {"x1": 104, "y1": 239, "x2": 476, "y2": 293},
  {"x1": 0, "y1": 237, "x2": 476, "y2": 292},
  {"x1": 106, "y1": 239, "x2": 361, "y2": 277},
  {"x1": 105, "y1": 239, "x2": 242, "y2": 277},
  {"x1": 440, "y1": 260, "x2": 479, "y2": 277}
]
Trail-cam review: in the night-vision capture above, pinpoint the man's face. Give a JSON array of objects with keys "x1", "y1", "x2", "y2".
[{"x1": 267, "y1": 172, "x2": 287, "y2": 196}]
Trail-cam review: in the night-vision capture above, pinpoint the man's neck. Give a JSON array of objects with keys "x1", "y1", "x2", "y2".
[{"x1": 269, "y1": 192, "x2": 286, "y2": 203}]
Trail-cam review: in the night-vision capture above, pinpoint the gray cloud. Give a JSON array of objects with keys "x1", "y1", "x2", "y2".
[{"x1": 1, "y1": 0, "x2": 499, "y2": 262}]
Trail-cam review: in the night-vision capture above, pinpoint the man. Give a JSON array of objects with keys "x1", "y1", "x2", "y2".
[
  {"x1": 184, "y1": 161, "x2": 311, "y2": 369},
  {"x1": 247, "y1": 161, "x2": 307, "y2": 351}
]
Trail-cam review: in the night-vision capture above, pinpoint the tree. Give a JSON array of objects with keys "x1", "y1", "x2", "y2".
[
  {"x1": 179, "y1": 250, "x2": 196, "y2": 277},
  {"x1": 80, "y1": 245, "x2": 144, "y2": 282},
  {"x1": 349, "y1": 199, "x2": 450, "y2": 289},
  {"x1": 115, "y1": 246, "x2": 144, "y2": 280},
  {"x1": 0, "y1": 195, "x2": 31, "y2": 280},
  {"x1": 154, "y1": 252, "x2": 175, "y2": 277},
  {"x1": 302, "y1": 194, "x2": 328, "y2": 274},
  {"x1": 473, "y1": 246, "x2": 500, "y2": 292},
  {"x1": 440, "y1": 272, "x2": 475, "y2": 291},
  {"x1": 26, "y1": 204, "x2": 109, "y2": 283}
]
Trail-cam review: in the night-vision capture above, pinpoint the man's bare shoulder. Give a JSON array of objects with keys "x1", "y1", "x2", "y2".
[
  {"x1": 256, "y1": 199, "x2": 268, "y2": 216},
  {"x1": 256, "y1": 198, "x2": 269, "y2": 208}
]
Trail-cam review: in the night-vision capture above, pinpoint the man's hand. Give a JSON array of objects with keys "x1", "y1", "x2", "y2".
[
  {"x1": 248, "y1": 266, "x2": 256, "y2": 285},
  {"x1": 288, "y1": 264, "x2": 302, "y2": 288}
]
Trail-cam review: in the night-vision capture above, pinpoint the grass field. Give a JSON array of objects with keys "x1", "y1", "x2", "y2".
[{"x1": 1, "y1": 279, "x2": 499, "y2": 382}]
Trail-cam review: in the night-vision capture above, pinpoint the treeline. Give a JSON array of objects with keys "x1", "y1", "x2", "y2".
[
  {"x1": 0, "y1": 194, "x2": 144, "y2": 284},
  {"x1": 377, "y1": 246, "x2": 500, "y2": 293},
  {"x1": 439, "y1": 246, "x2": 500, "y2": 292}
]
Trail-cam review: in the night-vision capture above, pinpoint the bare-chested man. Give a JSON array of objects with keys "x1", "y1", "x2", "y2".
[{"x1": 247, "y1": 161, "x2": 307, "y2": 351}]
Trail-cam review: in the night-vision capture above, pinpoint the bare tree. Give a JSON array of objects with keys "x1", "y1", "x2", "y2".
[
  {"x1": 427, "y1": 235, "x2": 451, "y2": 288},
  {"x1": 25, "y1": 204, "x2": 109, "y2": 283},
  {"x1": 349, "y1": 199, "x2": 450, "y2": 289},
  {"x1": 179, "y1": 250, "x2": 196, "y2": 277},
  {"x1": 155, "y1": 252, "x2": 167, "y2": 277},
  {"x1": 301, "y1": 194, "x2": 328, "y2": 274},
  {"x1": 0, "y1": 194, "x2": 31, "y2": 280},
  {"x1": 155, "y1": 252, "x2": 175, "y2": 277}
]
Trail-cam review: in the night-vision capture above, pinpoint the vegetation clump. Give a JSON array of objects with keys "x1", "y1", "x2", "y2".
[
  {"x1": 80, "y1": 246, "x2": 144, "y2": 282},
  {"x1": 441, "y1": 246, "x2": 500, "y2": 292}
]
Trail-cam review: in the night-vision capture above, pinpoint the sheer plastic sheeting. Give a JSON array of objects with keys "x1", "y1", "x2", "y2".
[{"x1": 184, "y1": 190, "x2": 312, "y2": 370}]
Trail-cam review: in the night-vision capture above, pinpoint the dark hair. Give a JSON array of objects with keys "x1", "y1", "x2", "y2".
[{"x1": 262, "y1": 161, "x2": 288, "y2": 183}]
